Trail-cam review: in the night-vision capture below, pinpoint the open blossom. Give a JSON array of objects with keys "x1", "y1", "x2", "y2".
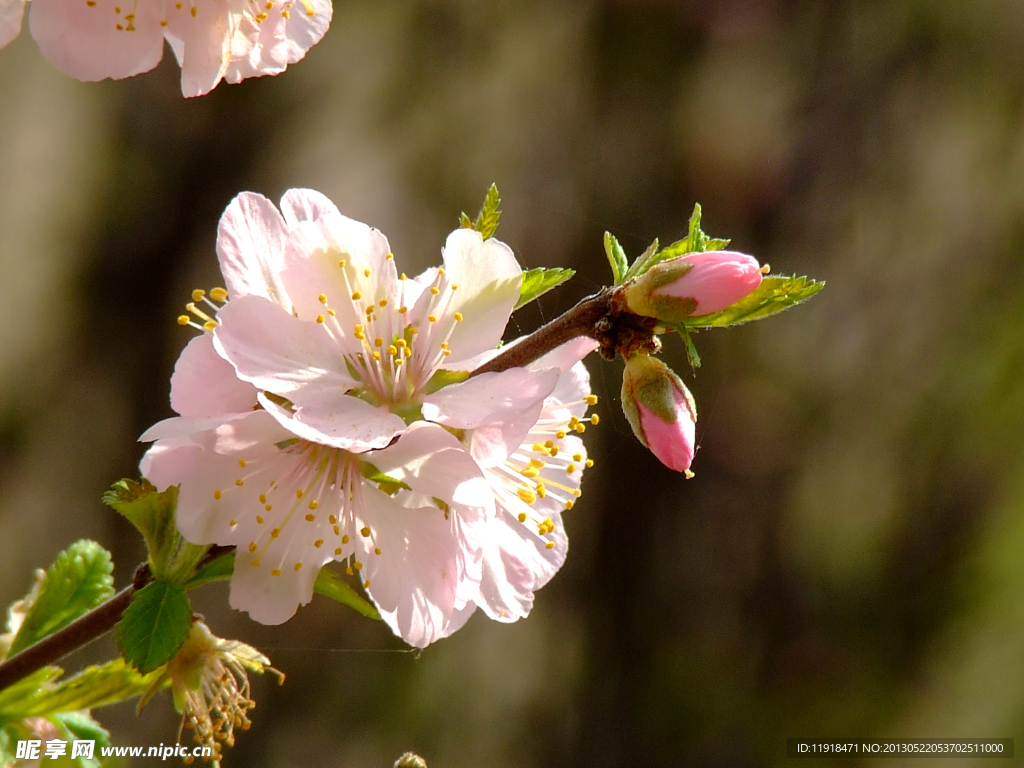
[
  {"x1": 141, "y1": 189, "x2": 595, "y2": 646},
  {"x1": 620, "y1": 353, "x2": 696, "y2": 474},
  {"x1": 624, "y1": 250, "x2": 763, "y2": 322},
  {"x1": 0, "y1": 0, "x2": 331, "y2": 97}
]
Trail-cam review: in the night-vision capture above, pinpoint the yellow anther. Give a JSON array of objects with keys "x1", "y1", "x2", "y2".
[
  {"x1": 440, "y1": 341, "x2": 448, "y2": 349},
  {"x1": 248, "y1": 542, "x2": 257, "y2": 553},
  {"x1": 293, "y1": 563, "x2": 302, "y2": 571},
  {"x1": 585, "y1": 459, "x2": 594, "y2": 468},
  {"x1": 438, "y1": 268, "x2": 445, "y2": 275},
  {"x1": 386, "y1": 253, "x2": 394, "y2": 260},
  {"x1": 442, "y1": 350, "x2": 451, "y2": 356},
  {"x1": 379, "y1": 298, "x2": 388, "y2": 307},
  {"x1": 517, "y1": 487, "x2": 537, "y2": 504},
  {"x1": 360, "y1": 526, "x2": 371, "y2": 537},
  {"x1": 230, "y1": 518, "x2": 237, "y2": 527},
  {"x1": 328, "y1": 308, "x2": 336, "y2": 316},
  {"x1": 270, "y1": 528, "x2": 280, "y2": 538},
  {"x1": 590, "y1": 415, "x2": 600, "y2": 425},
  {"x1": 354, "y1": 324, "x2": 364, "y2": 335},
  {"x1": 532, "y1": 443, "x2": 546, "y2": 452},
  {"x1": 309, "y1": 499, "x2": 318, "y2": 510},
  {"x1": 333, "y1": 526, "x2": 340, "y2": 535},
  {"x1": 271, "y1": 569, "x2": 281, "y2": 576},
  {"x1": 684, "y1": 469, "x2": 695, "y2": 479},
  {"x1": 315, "y1": 539, "x2": 323, "y2": 548},
  {"x1": 252, "y1": 559, "x2": 261, "y2": 567},
  {"x1": 203, "y1": 321, "x2": 217, "y2": 331},
  {"x1": 192, "y1": 289, "x2": 206, "y2": 302},
  {"x1": 451, "y1": 283, "x2": 459, "y2": 290},
  {"x1": 345, "y1": 566, "x2": 353, "y2": 575},
  {"x1": 521, "y1": 468, "x2": 539, "y2": 479},
  {"x1": 545, "y1": 541, "x2": 556, "y2": 549},
  {"x1": 536, "y1": 483, "x2": 547, "y2": 498},
  {"x1": 759, "y1": 263, "x2": 771, "y2": 274},
  {"x1": 518, "y1": 512, "x2": 528, "y2": 522},
  {"x1": 372, "y1": 351, "x2": 381, "y2": 361},
  {"x1": 404, "y1": 346, "x2": 412, "y2": 358},
  {"x1": 304, "y1": 514, "x2": 315, "y2": 522},
  {"x1": 328, "y1": 515, "x2": 337, "y2": 524},
  {"x1": 210, "y1": 287, "x2": 228, "y2": 302},
  {"x1": 265, "y1": 504, "x2": 272, "y2": 511},
  {"x1": 341, "y1": 534, "x2": 349, "y2": 544},
  {"x1": 239, "y1": 459, "x2": 247, "y2": 468},
  {"x1": 566, "y1": 464, "x2": 577, "y2": 474},
  {"x1": 256, "y1": 515, "x2": 264, "y2": 524},
  {"x1": 572, "y1": 489, "x2": 581, "y2": 497},
  {"x1": 335, "y1": 547, "x2": 343, "y2": 555},
  {"x1": 363, "y1": 268, "x2": 371, "y2": 278},
  {"x1": 584, "y1": 395, "x2": 598, "y2": 406},
  {"x1": 400, "y1": 273, "x2": 408, "y2": 280},
  {"x1": 395, "y1": 339, "x2": 406, "y2": 348},
  {"x1": 454, "y1": 312, "x2": 463, "y2": 321},
  {"x1": 428, "y1": 315, "x2": 438, "y2": 323},
  {"x1": 569, "y1": 417, "x2": 579, "y2": 427},
  {"x1": 235, "y1": 478, "x2": 244, "y2": 486},
  {"x1": 318, "y1": 294, "x2": 328, "y2": 304},
  {"x1": 353, "y1": 561, "x2": 363, "y2": 570},
  {"x1": 214, "y1": 490, "x2": 222, "y2": 500},
  {"x1": 316, "y1": 314, "x2": 325, "y2": 323},
  {"x1": 374, "y1": 337, "x2": 384, "y2": 347},
  {"x1": 296, "y1": 489, "x2": 304, "y2": 499},
  {"x1": 575, "y1": 424, "x2": 586, "y2": 433},
  {"x1": 177, "y1": 315, "x2": 190, "y2": 326},
  {"x1": 388, "y1": 345, "x2": 398, "y2": 356},
  {"x1": 556, "y1": 430, "x2": 567, "y2": 439},
  {"x1": 395, "y1": 358, "x2": 404, "y2": 366},
  {"x1": 398, "y1": 306, "x2": 408, "y2": 314},
  {"x1": 363, "y1": 580, "x2": 371, "y2": 588},
  {"x1": 351, "y1": 291, "x2": 362, "y2": 300},
  {"x1": 573, "y1": 453, "x2": 582, "y2": 463},
  {"x1": 365, "y1": 305, "x2": 375, "y2": 316},
  {"x1": 529, "y1": 458, "x2": 546, "y2": 469},
  {"x1": 430, "y1": 287, "x2": 440, "y2": 295},
  {"x1": 374, "y1": 547, "x2": 382, "y2": 555},
  {"x1": 338, "y1": 259, "x2": 347, "y2": 268},
  {"x1": 549, "y1": 446, "x2": 560, "y2": 457},
  {"x1": 565, "y1": 500, "x2": 574, "y2": 510}
]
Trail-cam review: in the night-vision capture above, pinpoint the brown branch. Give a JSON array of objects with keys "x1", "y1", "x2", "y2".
[{"x1": 0, "y1": 564, "x2": 152, "y2": 692}]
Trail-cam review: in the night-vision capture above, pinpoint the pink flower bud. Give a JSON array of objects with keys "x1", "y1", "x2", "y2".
[
  {"x1": 623, "y1": 250, "x2": 763, "y2": 322},
  {"x1": 620, "y1": 354, "x2": 697, "y2": 473}
]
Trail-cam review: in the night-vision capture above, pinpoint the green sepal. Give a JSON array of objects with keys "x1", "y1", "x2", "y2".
[
  {"x1": 421, "y1": 368, "x2": 470, "y2": 395},
  {"x1": 682, "y1": 274, "x2": 825, "y2": 328},
  {"x1": 115, "y1": 581, "x2": 193, "y2": 674},
  {"x1": 460, "y1": 183, "x2": 501, "y2": 239},
  {"x1": 103, "y1": 480, "x2": 208, "y2": 585},
  {"x1": 314, "y1": 567, "x2": 381, "y2": 620},
  {"x1": 8, "y1": 541, "x2": 114, "y2": 656},
  {"x1": 360, "y1": 462, "x2": 411, "y2": 495},
  {"x1": 182, "y1": 551, "x2": 235, "y2": 590},
  {"x1": 665, "y1": 323, "x2": 702, "y2": 368},
  {"x1": 515, "y1": 267, "x2": 575, "y2": 310},
  {"x1": 603, "y1": 232, "x2": 629, "y2": 284},
  {"x1": 5, "y1": 659, "x2": 164, "y2": 718}
]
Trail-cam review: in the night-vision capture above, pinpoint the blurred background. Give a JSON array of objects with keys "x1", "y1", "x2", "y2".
[{"x1": 3, "y1": 0, "x2": 1024, "y2": 765}]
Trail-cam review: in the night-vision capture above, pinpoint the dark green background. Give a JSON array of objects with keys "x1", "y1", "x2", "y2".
[{"x1": 2, "y1": 1, "x2": 1023, "y2": 766}]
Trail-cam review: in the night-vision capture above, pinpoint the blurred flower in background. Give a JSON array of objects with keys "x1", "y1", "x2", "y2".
[{"x1": 0, "y1": 0, "x2": 331, "y2": 96}]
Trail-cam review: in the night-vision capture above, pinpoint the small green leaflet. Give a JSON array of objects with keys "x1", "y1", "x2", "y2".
[
  {"x1": 183, "y1": 550, "x2": 236, "y2": 590},
  {"x1": 8, "y1": 659, "x2": 163, "y2": 718},
  {"x1": 664, "y1": 323, "x2": 702, "y2": 368},
  {"x1": 515, "y1": 267, "x2": 575, "y2": 310},
  {"x1": 460, "y1": 183, "x2": 502, "y2": 239},
  {"x1": 8, "y1": 541, "x2": 114, "y2": 656},
  {"x1": 682, "y1": 275, "x2": 825, "y2": 328},
  {"x1": 0, "y1": 667, "x2": 61, "y2": 715},
  {"x1": 622, "y1": 203, "x2": 730, "y2": 282},
  {"x1": 115, "y1": 581, "x2": 192, "y2": 674},
  {"x1": 603, "y1": 232, "x2": 629, "y2": 284},
  {"x1": 314, "y1": 567, "x2": 381, "y2": 620}
]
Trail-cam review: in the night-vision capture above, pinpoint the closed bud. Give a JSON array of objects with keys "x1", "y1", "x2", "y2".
[
  {"x1": 623, "y1": 250, "x2": 762, "y2": 322},
  {"x1": 621, "y1": 354, "x2": 697, "y2": 473}
]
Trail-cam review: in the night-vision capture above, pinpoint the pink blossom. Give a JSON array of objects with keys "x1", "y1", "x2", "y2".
[
  {"x1": 140, "y1": 189, "x2": 597, "y2": 646},
  {"x1": 0, "y1": 0, "x2": 331, "y2": 97},
  {"x1": 620, "y1": 354, "x2": 696, "y2": 473},
  {"x1": 624, "y1": 250, "x2": 763, "y2": 321}
]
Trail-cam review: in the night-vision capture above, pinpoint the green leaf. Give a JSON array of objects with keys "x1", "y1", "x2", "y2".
[
  {"x1": 682, "y1": 275, "x2": 825, "y2": 328},
  {"x1": 622, "y1": 238, "x2": 661, "y2": 282},
  {"x1": 515, "y1": 267, "x2": 575, "y2": 310},
  {"x1": 603, "y1": 232, "x2": 629, "y2": 284},
  {"x1": 53, "y1": 712, "x2": 110, "y2": 768},
  {"x1": 458, "y1": 211, "x2": 473, "y2": 229},
  {"x1": 115, "y1": 581, "x2": 192, "y2": 674},
  {"x1": 183, "y1": 551, "x2": 235, "y2": 590},
  {"x1": 0, "y1": 667, "x2": 61, "y2": 715},
  {"x1": 459, "y1": 184, "x2": 502, "y2": 239},
  {"x1": 6, "y1": 659, "x2": 162, "y2": 717},
  {"x1": 622, "y1": 204, "x2": 731, "y2": 281},
  {"x1": 9, "y1": 541, "x2": 114, "y2": 656},
  {"x1": 103, "y1": 480, "x2": 208, "y2": 585},
  {"x1": 314, "y1": 567, "x2": 381, "y2": 620}
]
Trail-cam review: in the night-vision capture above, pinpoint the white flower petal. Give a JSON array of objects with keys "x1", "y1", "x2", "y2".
[
  {"x1": 28, "y1": 0, "x2": 165, "y2": 82},
  {"x1": 440, "y1": 230, "x2": 522, "y2": 364},
  {"x1": 281, "y1": 0, "x2": 331, "y2": 63},
  {"x1": 170, "y1": 334, "x2": 258, "y2": 418},
  {"x1": 279, "y1": 188, "x2": 342, "y2": 228},
  {"x1": 529, "y1": 336, "x2": 598, "y2": 374},
  {"x1": 213, "y1": 294, "x2": 355, "y2": 395},
  {"x1": 421, "y1": 367, "x2": 558, "y2": 430},
  {"x1": 216, "y1": 192, "x2": 292, "y2": 309},
  {"x1": 258, "y1": 391, "x2": 406, "y2": 453},
  {"x1": 0, "y1": 0, "x2": 26, "y2": 49},
  {"x1": 164, "y1": 0, "x2": 234, "y2": 98}
]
